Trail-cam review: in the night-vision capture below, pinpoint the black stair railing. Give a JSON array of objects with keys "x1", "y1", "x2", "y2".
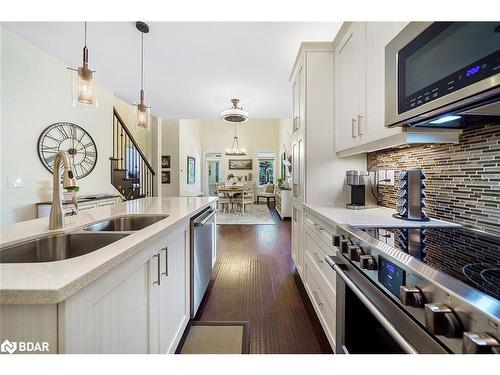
[{"x1": 111, "y1": 107, "x2": 155, "y2": 199}]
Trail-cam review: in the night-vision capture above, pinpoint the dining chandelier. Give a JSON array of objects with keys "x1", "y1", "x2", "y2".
[{"x1": 225, "y1": 124, "x2": 246, "y2": 156}]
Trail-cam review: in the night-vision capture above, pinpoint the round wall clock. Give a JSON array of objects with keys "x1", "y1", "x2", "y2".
[{"x1": 37, "y1": 122, "x2": 98, "y2": 179}]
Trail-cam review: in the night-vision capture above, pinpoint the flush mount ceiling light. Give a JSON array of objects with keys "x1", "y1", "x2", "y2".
[
  {"x1": 67, "y1": 22, "x2": 97, "y2": 108},
  {"x1": 225, "y1": 124, "x2": 246, "y2": 156},
  {"x1": 220, "y1": 99, "x2": 249, "y2": 123},
  {"x1": 134, "y1": 21, "x2": 151, "y2": 129}
]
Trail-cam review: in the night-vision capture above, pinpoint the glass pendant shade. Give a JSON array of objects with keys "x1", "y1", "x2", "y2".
[
  {"x1": 136, "y1": 89, "x2": 150, "y2": 129},
  {"x1": 137, "y1": 104, "x2": 150, "y2": 129},
  {"x1": 76, "y1": 66, "x2": 94, "y2": 104},
  {"x1": 69, "y1": 24, "x2": 97, "y2": 109}
]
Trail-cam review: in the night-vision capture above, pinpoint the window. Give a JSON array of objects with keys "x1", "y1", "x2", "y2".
[{"x1": 257, "y1": 152, "x2": 275, "y2": 186}]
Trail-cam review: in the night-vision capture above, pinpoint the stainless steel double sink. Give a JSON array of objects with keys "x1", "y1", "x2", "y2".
[{"x1": 0, "y1": 214, "x2": 168, "y2": 263}]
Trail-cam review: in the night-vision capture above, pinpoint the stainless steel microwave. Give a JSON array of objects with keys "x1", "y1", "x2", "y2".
[{"x1": 385, "y1": 22, "x2": 500, "y2": 128}]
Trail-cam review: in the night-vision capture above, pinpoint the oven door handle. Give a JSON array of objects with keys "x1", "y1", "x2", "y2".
[{"x1": 325, "y1": 256, "x2": 418, "y2": 354}]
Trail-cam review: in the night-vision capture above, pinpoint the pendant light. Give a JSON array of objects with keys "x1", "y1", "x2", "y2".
[
  {"x1": 220, "y1": 99, "x2": 249, "y2": 123},
  {"x1": 225, "y1": 124, "x2": 246, "y2": 156},
  {"x1": 68, "y1": 22, "x2": 97, "y2": 108},
  {"x1": 134, "y1": 21, "x2": 150, "y2": 129}
]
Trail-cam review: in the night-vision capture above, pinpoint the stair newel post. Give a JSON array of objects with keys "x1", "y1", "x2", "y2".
[
  {"x1": 123, "y1": 135, "x2": 130, "y2": 178},
  {"x1": 112, "y1": 116, "x2": 115, "y2": 158}
]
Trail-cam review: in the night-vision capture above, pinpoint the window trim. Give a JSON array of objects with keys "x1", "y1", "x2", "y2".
[{"x1": 257, "y1": 155, "x2": 275, "y2": 187}]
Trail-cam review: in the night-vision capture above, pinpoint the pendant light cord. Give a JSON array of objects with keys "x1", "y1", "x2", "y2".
[
  {"x1": 141, "y1": 32, "x2": 144, "y2": 90},
  {"x1": 84, "y1": 21, "x2": 87, "y2": 47}
]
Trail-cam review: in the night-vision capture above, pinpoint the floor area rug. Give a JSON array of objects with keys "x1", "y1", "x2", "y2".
[
  {"x1": 216, "y1": 203, "x2": 275, "y2": 225},
  {"x1": 176, "y1": 321, "x2": 250, "y2": 354}
]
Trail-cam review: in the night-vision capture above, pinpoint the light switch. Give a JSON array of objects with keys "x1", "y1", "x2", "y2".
[
  {"x1": 386, "y1": 170, "x2": 395, "y2": 186},
  {"x1": 378, "y1": 170, "x2": 386, "y2": 185},
  {"x1": 7, "y1": 176, "x2": 23, "y2": 188}
]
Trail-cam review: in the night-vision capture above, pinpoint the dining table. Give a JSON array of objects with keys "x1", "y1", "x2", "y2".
[{"x1": 217, "y1": 186, "x2": 245, "y2": 213}]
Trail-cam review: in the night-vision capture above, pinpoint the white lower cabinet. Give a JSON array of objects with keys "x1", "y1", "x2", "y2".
[
  {"x1": 155, "y1": 229, "x2": 190, "y2": 354},
  {"x1": 291, "y1": 203, "x2": 303, "y2": 274},
  {"x1": 59, "y1": 223, "x2": 190, "y2": 354},
  {"x1": 295, "y1": 207, "x2": 339, "y2": 351},
  {"x1": 304, "y1": 254, "x2": 336, "y2": 350}
]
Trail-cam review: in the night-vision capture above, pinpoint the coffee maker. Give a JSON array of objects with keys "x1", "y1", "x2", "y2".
[{"x1": 345, "y1": 170, "x2": 375, "y2": 209}]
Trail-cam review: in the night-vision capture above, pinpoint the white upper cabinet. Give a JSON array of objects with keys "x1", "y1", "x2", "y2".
[
  {"x1": 362, "y1": 22, "x2": 405, "y2": 145},
  {"x1": 292, "y1": 64, "x2": 306, "y2": 135},
  {"x1": 334, "y1": 22, "x2": 460, "y2": 157},
  {"x1": 335, "y1": 22, "x2": 365, "y2": 152}
]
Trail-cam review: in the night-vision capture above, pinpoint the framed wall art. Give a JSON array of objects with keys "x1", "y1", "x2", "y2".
[
  {"x1": 228, "y1": 159, "x2": 252, "y2": 170},
  {"x1": 161, "y1": 155, "x2": 171, "y2": 168},
  {"x1": 161, "y1": 170, "x2": 171, "y2": 184}
]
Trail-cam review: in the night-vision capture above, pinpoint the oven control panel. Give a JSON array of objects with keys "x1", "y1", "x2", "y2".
[
  {"x1": 378, "y1": 257, "x2": 405, "y2": 297},
  {"x1": 335, "y1": 224, "x2": 500, "y2": 354}
]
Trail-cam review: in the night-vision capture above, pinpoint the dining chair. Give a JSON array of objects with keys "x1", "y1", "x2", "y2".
[
  {"x1": 256, "y1": 183, "x2": 275, "y2": 207},
  {"x1": 233, "y1": 187, "x2": 254, "y2": 214},
  {"x1": 216, "y1": 184, "x2": 231, "y2": 213}
]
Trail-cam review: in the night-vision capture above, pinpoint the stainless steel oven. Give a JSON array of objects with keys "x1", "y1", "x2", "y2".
[
  {"x1": 326, "y1": 224, "x2": 500, "y2": 354},
  {"x1": 385, "y1": 22, "x2": 500, "y2": 128},
  {"x1": 327, "y1": 255, "x2": 446, "y2": 354}
]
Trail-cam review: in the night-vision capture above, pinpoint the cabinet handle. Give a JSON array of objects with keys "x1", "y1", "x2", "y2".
[
  {"x1": 313, "y1": 223, "x2": 324, "y2": 231},
  {"x1": 161, "y1": 247, "x2": 168, "y2": 277},
  {"x1": 351, "y1": 118, "x2": 357, "y2": 139},
  {"x1": 358, "y1": 115, "x2": 364, "y2": 136},
  {"x1": 294, "y1": 116, "x2": 300, "y2": 131},
  {"x1": 312, "y1": 291, "x2": 323, "y2": 306},
  {"x1": 153, "y1": 253, "x2": 161, "y2": 285},
  {"x1": 313, "y1": 252, "x2": 324, "y2": 264}
]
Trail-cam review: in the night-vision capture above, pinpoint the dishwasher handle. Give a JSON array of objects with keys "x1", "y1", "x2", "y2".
[
  {"x1": 325, "y1": 255, "x2": 418, "y2": 354},
  {"x1": 194, "y1": 210, "x2": 216, "y2": 227}
]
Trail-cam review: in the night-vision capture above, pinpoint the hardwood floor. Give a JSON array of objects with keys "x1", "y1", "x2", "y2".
[{"x1": 195, "y1": 205, "x2": 333, "y2": 354}]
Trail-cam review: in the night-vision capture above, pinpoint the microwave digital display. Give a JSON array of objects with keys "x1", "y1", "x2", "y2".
[{"x1": 397, "y1": 22, "x2": 500, "y2": 114}]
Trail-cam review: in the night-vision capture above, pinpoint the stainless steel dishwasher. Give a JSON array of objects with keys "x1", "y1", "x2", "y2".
[{"x1": 190, "y1": 206, "x2": 216, "y2": 317}]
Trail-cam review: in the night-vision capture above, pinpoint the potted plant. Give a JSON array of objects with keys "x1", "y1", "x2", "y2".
[{"x1": 63, "y1": 186, "x2": 79, "y2": 202}]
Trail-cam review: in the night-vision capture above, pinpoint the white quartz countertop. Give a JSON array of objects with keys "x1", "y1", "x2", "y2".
[
  {"x1": 303, "y1": 204, "x2": 461, "y2": 228},
  {"x1": 0, "y1": 197, "x2": 217, "y2": 304}
]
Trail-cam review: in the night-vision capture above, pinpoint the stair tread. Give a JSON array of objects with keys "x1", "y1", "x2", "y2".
[{"x1": 114, "y1": 168, "x2": 127, "y2": 171}]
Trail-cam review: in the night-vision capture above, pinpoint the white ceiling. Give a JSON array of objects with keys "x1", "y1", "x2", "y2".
[{"x1": 3, "y1": 22, "x2": 341, "y2": 119}]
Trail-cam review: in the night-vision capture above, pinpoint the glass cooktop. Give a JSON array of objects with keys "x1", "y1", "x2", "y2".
[{"x1": 360, "y1": 227, "x2": 500, "y2": 301}]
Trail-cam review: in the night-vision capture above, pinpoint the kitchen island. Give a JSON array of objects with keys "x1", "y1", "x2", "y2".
[{"x1": 0, "y1": 196, "x2": 217, "y2": 353}]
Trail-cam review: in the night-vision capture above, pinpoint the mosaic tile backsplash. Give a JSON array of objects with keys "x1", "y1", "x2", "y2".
[{"x1": 367, "y1": 124, "x2": 500, "y2": 235}]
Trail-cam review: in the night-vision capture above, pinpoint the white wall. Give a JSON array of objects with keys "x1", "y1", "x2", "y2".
[
  {"x1": 160, "y1": 119, "x2": 180, "y2": 197},
  {"x1": 179, "y1": 119, "x2": 203, "y2": 195},
  {"x1": 0, "y1": 27, "x2": 118, "y2": 224}
]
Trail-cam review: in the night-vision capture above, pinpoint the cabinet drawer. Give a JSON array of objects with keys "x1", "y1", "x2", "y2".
[
  {"x1": 304, "y1": 209, "x2": 337, "y2": 251},
  {"x1": 304, "y1": 226, "x2": 336, "y2": 296},
  {"x1": 304, "y1": 254, "x2": 336, "y2": 348}
]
